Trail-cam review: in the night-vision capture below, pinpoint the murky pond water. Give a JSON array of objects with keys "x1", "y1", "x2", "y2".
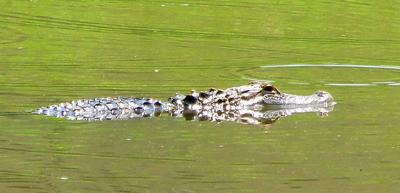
[{"x1": 1, "y1": 1, "x2": 399, "y2": 192}]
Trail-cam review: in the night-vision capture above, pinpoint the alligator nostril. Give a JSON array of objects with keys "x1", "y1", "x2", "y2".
[{"x1": 316, "y1": 91, "x2": 327, "y2": 97}]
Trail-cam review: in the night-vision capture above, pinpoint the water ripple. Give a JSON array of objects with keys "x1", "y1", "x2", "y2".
[
  {"x1": 261, "y1": 64, "x2": 400, "y2": 70},
  {"x1": 326, "y1": 83, "x2": 373, "y2": 87},
  {"x1": 255, "y1": 64, "x2": 400, "y2": 87}
]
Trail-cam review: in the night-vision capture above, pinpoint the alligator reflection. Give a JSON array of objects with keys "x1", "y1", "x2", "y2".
[
  {"x1": 178, "y1": 106, "x2": 334, "y2": 126},
  {"x1": 56, "y1": 105, "x2": 334, "y2": 126}
]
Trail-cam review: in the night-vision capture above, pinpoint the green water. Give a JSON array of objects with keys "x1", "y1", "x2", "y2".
[{"x1": 1, "y1": 1, "x2": 399, "y2": 192}]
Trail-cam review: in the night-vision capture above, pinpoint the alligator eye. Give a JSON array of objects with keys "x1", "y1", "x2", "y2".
[
  {"x1": 262, "y1": 85, "x2": 281, "y2": 94},
  {"x1": 263, "y1": 86, "x2": 274, "y2": 91}
]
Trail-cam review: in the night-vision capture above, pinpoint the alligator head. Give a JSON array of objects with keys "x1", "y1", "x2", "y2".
[{"x1": 173, "y1": 81, "x2": 335, "y2": 109}]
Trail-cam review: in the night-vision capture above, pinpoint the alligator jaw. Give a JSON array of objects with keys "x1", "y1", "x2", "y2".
[{"x1": 262, "y1": 91, "x2": 335, "y2": 107}]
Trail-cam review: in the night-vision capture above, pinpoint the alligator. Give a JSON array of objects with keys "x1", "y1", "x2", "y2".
[{"x1": 34, "y1": 81, "x2": 336, "y2": 125}]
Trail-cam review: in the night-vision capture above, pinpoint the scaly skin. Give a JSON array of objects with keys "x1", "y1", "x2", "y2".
[{"x1": 34, "y1": 81, "x2": 335, "y2": 125}]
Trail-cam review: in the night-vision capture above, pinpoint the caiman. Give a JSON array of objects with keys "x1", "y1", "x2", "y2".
[{"x1": 34, "y1": 81, "x2": 335, "y2": 125}]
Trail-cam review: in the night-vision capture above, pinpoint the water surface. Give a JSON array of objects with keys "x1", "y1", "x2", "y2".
[{"x1": 0, "y1": 1, "x2": 399, "y2": 192}]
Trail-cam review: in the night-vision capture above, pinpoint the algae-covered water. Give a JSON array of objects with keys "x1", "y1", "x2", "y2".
[{"x1": 0, "y1": 1, "x2": 399, "y2": 192}]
